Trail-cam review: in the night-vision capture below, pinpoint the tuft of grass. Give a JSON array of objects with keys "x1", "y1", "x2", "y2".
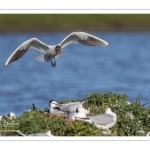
[{"x1": 0, "y1": 91, "x2": 150, "y2": 136}]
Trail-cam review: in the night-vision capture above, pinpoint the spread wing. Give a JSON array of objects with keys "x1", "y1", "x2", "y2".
[
  {"x1": 59, "y1": 32, "x2": 110, "y2": 49},
  {"x1": 5, "y1": 38, "x2": 49, "y2": 67}
]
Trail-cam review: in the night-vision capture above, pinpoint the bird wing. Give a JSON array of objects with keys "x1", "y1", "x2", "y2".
[
  {"x1": 91, "y1": 114, "x2": 114, "y2": 126},
  {"x1": 59, "y1": 32, "x2": 110, "y2": 49},
  {"x1": 65, "y1": 103, "x2": 81, "y2": 112},
  {"x1": 58, "y1": 102, "x2": 80, "y2": 110},
  {"x1": 5, "y1": 38, "x2": 49, "y2": 67}
]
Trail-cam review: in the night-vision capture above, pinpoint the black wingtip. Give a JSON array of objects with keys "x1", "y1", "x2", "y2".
[{"x1": 107, "y1": 43, "x2": 110, "y2": 47}]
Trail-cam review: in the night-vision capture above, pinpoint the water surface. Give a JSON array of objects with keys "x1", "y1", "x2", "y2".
[{"x1": 0, "y1": 32, "x2": 150, "y2": 116}]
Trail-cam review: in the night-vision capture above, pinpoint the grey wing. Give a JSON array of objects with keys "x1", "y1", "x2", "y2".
[
  {"x1": 60, "y1": 102, "x2": 81, "y2": 110},
  {"x1": 59, "y1": 32, "x2": 110, "y2": 49},
  {"x1": 65, "y1": 103, "x2": 81, "y2": 112},
  {"x1": 5, "y1": 38, "x2": 49, "y2": 67},
  {"x1": 91, "y1": 114, "x2": 114, "y2": 126}
]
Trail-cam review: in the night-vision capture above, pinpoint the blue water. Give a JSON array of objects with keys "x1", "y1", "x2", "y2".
[{"x1": 0, "y1": 32, "x2": 150, "y2": 116}]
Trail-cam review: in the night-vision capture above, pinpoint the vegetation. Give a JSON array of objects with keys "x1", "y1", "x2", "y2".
[
  {"x1": 1, "y1": 14, "x2": 150, "y2": 32},
  {"x1": 0, "y1": 92, "x2": 150, "y2": 136}
]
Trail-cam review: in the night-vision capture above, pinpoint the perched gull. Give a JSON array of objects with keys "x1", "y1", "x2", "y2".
[
  {"x1": 8, "y1": 112, "x2": 16, "y2": 119},
  {"x1": 66, "y1": 107, "x2": 87, "y2": 120},
  {"x1": 53, "y1": 100, "x2": 90, "y2": 115},
  {"x1": 4, "y1": 31, "x2": 110, "y2": 67},
  {"x1": 76, "y1": 108, "x2": 117, "y2": 134},
  {"x1": 49, "y1": 100, "x2": 64, "y2": 115}
]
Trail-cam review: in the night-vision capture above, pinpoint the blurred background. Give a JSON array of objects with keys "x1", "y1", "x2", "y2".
[{"x1": 1, "y1": 14, "x2": 150, "y2": 116}]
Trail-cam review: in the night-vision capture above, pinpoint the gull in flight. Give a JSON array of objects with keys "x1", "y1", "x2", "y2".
[
  {"x1": 4, "y1": 31, "x2": 110, "y2": 67},
  {"x1": 76, "y1": 108, "x2": 117, "y2": 134}
]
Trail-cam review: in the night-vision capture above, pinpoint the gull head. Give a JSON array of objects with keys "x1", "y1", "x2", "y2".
[
  {"x1": 105, "y1": 108, "x2": 114, "y2": 114},
  {"x1": 49, "y1": 100, "x2": 57, "y2": 107},
  {"x1": 82, "y1": 101, "x2": 88, "y2": 109},
  {"x1": 49, "y1": 100, "x2": 62, "y2": 108},
  {"x1": 55, "y1": 46, "x2": 62, "y2": 55},
  {"x1": 105, "y1": 108, "x2": 117, "y2": 123}
]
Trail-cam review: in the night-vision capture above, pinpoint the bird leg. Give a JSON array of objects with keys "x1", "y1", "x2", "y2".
[
  {"x1": 53, "y1": 60, "x2": 56, "y2": 67},
  {"x1": 106, "y1": 129, "x2": 111, "y2": 134},
  {"x1": 102, "y1": 129, "x2": 111, "y2": 135},
  {"x1": 51, "y1": 60, "x2": 56, "y2": 67}
]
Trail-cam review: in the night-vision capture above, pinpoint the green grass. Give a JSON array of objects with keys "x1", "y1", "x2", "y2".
[
  {"x1": 1, "y1": 14, "x2": 150, "y2": 32},
  {"x1": 0, "y1": 91, "x2": 150, "y2": 136}
]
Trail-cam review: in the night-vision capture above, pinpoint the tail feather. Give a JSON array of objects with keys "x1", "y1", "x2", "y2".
[
  {"x1": 35, "y1": 53, "x2": 45, "y2": 62},
  {"x1": 35, "y1": 53, "x2": 54, "y2": 62}
]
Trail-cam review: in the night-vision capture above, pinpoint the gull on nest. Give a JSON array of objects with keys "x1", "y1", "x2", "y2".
[{"x1": 51, "y1": 99, "x2": 90, "y2": 116}]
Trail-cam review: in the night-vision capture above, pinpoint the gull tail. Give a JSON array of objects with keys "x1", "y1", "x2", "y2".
[
  {"x1": 35, "y1": 53, "x2": 52, "y2": 62},
  {"x1": 35, "y1": 53, "x2": 45, "y2": 62}
]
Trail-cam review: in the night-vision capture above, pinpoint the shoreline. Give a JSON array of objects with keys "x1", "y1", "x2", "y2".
[{"x1": 1, "y1": 14, "x2": 150, "y2": 32}]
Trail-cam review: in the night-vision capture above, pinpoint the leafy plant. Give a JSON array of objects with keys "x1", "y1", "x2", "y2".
[{"x1": 0, "y1": 92, "x2": 149, "y2": 136}]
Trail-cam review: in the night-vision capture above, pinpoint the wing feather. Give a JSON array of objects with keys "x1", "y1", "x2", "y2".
[
  {"x1": 91, "y1": 114, "x2": 114, "y2": 125},
  {"x1": 59, "y1": 32, "x2": 110, "y2": 49},
  {"x1": 5, "y1": 38, "x2": 49, "y2": 67}
]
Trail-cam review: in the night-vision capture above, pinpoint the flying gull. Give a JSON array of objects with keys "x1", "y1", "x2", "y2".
[{"x1": 5, "y1": 31, "x2": 110, "y2": 67}]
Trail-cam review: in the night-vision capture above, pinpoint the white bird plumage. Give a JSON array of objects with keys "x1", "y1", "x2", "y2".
[
  {"x1": 76, "y1": 108, "x2": 117, "y2": 134},
  {"x1": 8, "y1": 112, "x2": 16, "y2": 119},
  {"x1": 66, "y1": 107, "x2": 87, "y2": 120},
  {"x1": 49, "y1": 100, "x2": 64, "y2": 115},
  {"x1": 52, "y1": 99, "x2": 90, "y2": 115},
  {"x1": 4, "y1": 31, "x2": 110, "y2": 67}
]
